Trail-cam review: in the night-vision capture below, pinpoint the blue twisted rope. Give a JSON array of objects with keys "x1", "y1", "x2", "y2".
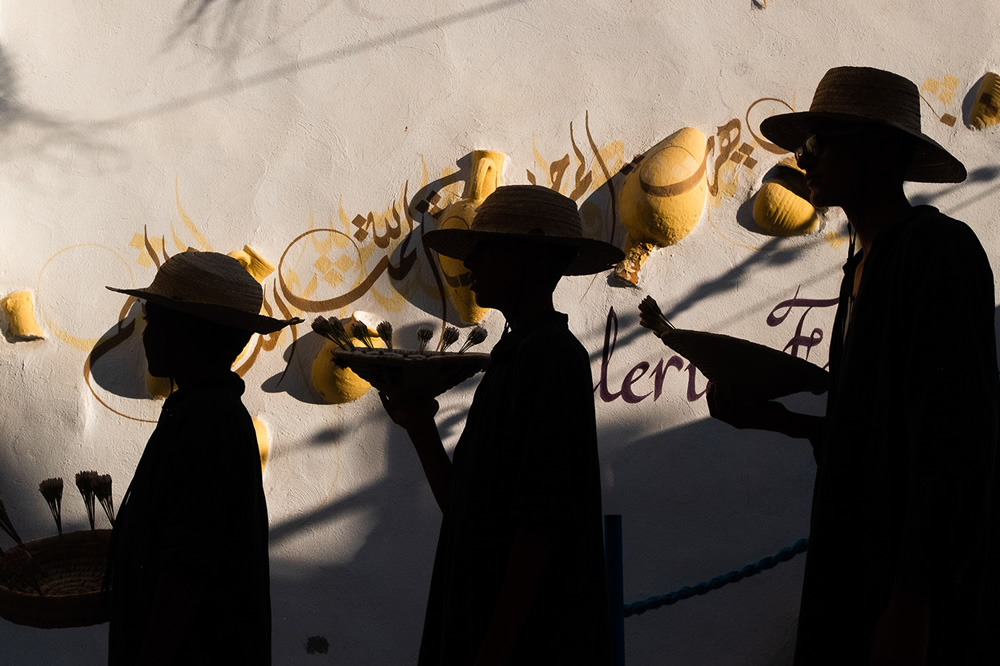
[{"x1": 624, "y1": 538, "x2": 809, "y2": 617}]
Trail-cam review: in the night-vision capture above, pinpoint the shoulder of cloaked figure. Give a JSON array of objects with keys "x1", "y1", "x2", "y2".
[{"x1": 902, "y1": 207, "x2": 991, "y2": 267}]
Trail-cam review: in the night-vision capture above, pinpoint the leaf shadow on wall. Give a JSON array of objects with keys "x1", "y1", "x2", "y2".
[
  {"x1": 164, "y1": 0, "x2": 288, "y2": 67},
  {"x1": 163, "y1": 0, "x2": 451, "y2": 69},
  {"x1": 85, "y1": 0, "x2": 526, "y2": 131},
  {"x1": 0, "y1": 43, "x2": 125, "y2": 187}
]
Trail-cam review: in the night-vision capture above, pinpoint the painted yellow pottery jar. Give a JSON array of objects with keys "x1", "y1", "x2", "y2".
[
  {"x1": 753, "y1": 159, "x2": 817, "y2": 236},
  {"x1": 436, "y1": 150, "x2": 505, "y2": 324},
  {"x1": 969, "y1": 72, "x2": 1000, "y2": 130},
  {"x1": 616, "y1": 127, "x2": 708, "y2": 285}
]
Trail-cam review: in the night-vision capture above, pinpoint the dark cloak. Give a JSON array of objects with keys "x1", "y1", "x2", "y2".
[
  {"x1": 106, "y1": 372, "x2": 271, "y2": 665},
  {"x1": 794, "y1": 207, "x2": 999, "y2": 665},
  {"x1": 418, "y1": 312, "x2": 610, "y2": 665}
]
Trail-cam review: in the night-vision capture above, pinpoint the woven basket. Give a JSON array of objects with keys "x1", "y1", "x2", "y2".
[
  {"x1": 0, "y1": 529, "x2": 111, "y2": 628},
  {"x1": 656, "y1": 328, "x2": 829, "y2": 400},
  {"x1": 331, "y1": 349, "x2": 490, "y2": 398}
]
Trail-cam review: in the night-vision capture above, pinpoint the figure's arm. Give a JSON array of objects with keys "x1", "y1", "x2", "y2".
[
  {"x1": 707, "y1": 382, "x2": 825, "y2": 443},
  {"x1": 474, "y1": 526, "x2": 554, "y2": 666},
  {"x1": 379, "y1": 392, "x2": 452, "y2": 512}
]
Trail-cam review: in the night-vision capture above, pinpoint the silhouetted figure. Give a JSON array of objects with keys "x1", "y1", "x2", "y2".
[
  {"x1": 709, "y1": 67, "x2": 999, "y2": 665},
  {"x1": 382, "y1": 185, "x2": 623, "y2": 665},
  {"x1": 104, "y1": 252, "x2": 300, "y2": 666}
]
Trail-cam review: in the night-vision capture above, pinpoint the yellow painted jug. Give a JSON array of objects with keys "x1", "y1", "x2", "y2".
[
  {"x1": 753, "y1": 159, "x2": 817, "y2": 236},
  {"x1": 970, "y1": 72, "x2": 1000, "y2": 130},
  {"x1": 436, "y1": 150, "x2": 505, "y2": 324},
  {"x1": 615, "y1": 128, "x2": 708, "y2": 285}
]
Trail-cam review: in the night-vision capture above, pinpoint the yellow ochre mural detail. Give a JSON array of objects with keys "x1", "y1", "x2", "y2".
[
  {"x1": 253, "y1": 417, "x2": 270, "y2": 473},
  {"x1": 753, "y1": 158, "x2": 817, "y2": 236},
  {"x1": 436, "y1": 150, "x2": 505, "y2": 325},
  {"x1": 615, "y1": 127, "x2": 708, "y2": 285},
  {"x1": 229, "y1": 246, "x2": 276, "y2": 283},
  {"x1": 969, "y1": 72, "x2": 1000, "y2": 130},
  {"x1": 1, "y1": 290, "x2": 45, "y2": 341}
]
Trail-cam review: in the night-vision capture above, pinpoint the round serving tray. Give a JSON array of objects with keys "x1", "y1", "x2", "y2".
[
  {"x1": 0, "y1": 529, "x2": 111, "y2": 628},
  {"x1": 654, "y1": 328, "x2": 829, "y2": 400},
  {"x1": 331, "y1": 349, "x2": 491, "y2": 398}
]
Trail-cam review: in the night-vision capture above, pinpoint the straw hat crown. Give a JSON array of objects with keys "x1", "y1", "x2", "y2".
[
  {"x1": 760, "y1": 66, "x2": 967, "y2": 183},
  {"x1": 423, "y1": 185, "x2": 624, "y2": 276},
  {"x1": 107, "y1": 251, "x2": 301, "y2": 334}
]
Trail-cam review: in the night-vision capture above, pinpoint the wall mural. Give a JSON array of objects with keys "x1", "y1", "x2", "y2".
[
  {"x1": 0, "y1": 0, "x2": 997, "y2": 654},
  {"x1": 1, "y1": 69, "x2": 987, "y2": 457}
]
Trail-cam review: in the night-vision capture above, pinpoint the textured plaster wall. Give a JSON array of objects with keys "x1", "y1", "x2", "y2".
[{"x1": 1, "y1": 1, "x2": 998, "y2": 664}]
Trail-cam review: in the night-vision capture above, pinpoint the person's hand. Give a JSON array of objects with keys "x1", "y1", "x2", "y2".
[
  {"x1": 378, "y1": 391, "x2": 439, "y2": 433},
  {"x1": 869, "y1": 584, "x2": 929, "y2": 665}
]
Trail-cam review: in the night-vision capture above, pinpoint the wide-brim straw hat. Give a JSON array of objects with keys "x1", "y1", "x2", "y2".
[
  {"x1": 760, "y1": 66, "x2": 967, "y2": 183},
  {"x1": 107, "y1": 251, "x2": 302, "y2": 334},
  {"x1": 423, "y1": 184, "x2": 624, "y2": 276}
]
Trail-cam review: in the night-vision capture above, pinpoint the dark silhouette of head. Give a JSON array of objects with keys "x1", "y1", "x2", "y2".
[
  {"x1": 143, "y1": 301, "x2": 253, "y2": 381},
  {"x1": 794, "y1": 121, "x2": 917, "y2": 209},
  {"x1": 462, "y1": 237, "x2": 577, "y2": 314}
]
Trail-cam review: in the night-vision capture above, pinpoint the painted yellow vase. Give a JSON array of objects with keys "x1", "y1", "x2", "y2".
[
  {"x1": 969, "y1": 72, "x2": 1000, "y2": 130},
  {"x1": 310, "y1": 312, "x2": 384, "y2": 404},
  {"x1": 615, "y1": 127, "x2": 708, "y2": 285},
  {"x1": 753, "y1": 159, "x2": 817, "y2": 236},
  {"x1": 436, "y1": 150, "x2": 505, "y2": 324}
]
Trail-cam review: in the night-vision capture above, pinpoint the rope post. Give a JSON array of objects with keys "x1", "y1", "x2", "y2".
[{"x1": 604, "y1": 514, "x2": 625, "y2": 666}]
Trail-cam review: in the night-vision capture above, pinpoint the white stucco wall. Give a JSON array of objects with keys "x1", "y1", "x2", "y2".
[{"x1": 1, "y1": 1, "x2": 998, "y2": 664}]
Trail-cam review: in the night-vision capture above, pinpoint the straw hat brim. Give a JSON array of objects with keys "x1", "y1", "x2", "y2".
[
  {"x1": 760, "y1": 111, "x2": 967, "y2": 183},
  {"x1": 106, "y1": 286, "x2": 303, "y2": 334},
  {"x1": 423, "y1": 228, "x2": 624, "y2": 276}
]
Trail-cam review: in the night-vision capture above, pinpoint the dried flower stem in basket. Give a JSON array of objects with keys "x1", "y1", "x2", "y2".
[
  {"x1": 0, "y1": 496, "x2": 24, "y2": 546},
  {"x1": 38, "y1": 478, "x2": 64, "y2": 536},
  {"x1": 95, "y1": 475, "x2": 115, "y2": 526},
  {"x1": 75, "y1": 471, "x2": 100, "y2": 530}
]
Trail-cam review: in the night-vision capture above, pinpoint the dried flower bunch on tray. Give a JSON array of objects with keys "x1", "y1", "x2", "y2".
[
  {"x1": 638, "y1": 296, "x2": 829, "y2": 400},
  {"x1": 312, "y1": 316, "x2": 491, "y2": 398}
]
